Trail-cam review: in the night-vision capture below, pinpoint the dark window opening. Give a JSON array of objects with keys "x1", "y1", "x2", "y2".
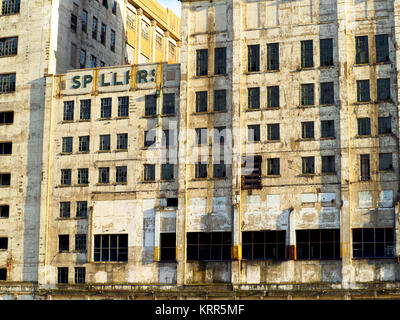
[
  {"x1": 1, "y1": 0, "x2": 21, "y2": 15},
  {"x1": 76, "y1": 201, "x2": 88, "y2": 218},
  {"x1": 94, "y1": 234, "x2": 128, "y2": 262},
  {"x1": 118, "y1": 96, "x2": 129, "y2": 117},
  {"x1": 195, "y1": 128, "x2": 207, "y2": 145},
  {"x1": 196, "y1": 49, "x2": 208, "y2": 76},
  {"x1": 196, "y1": 91, "x2": 207, "y2": 113},
  {"x1": 161, "y1": 164, "x2": 174, "y2": 180},
  {"x1": 117, "y1": 133, "x2": 128, "y2": 150},
  {"x1": 98, "y1": 167, "x2": 109, "y2": 184},
  {"x1": 213, "y1": 163, "x2": 226, "y2": 178},
  {"x1": 320, "y1": 38, "x2": 333, "y2": 66},
  {"x1": 0, "y1": 142, "x2": 12, "y2": 155},
  {"x1": 144, "y1": 130, "x2": 156, "y2": 147},
  {"x1": 214, "y1": 90, "x2": 226, "y2": 112},
  {"x1": 378, "y1": 117, "x2": 391, "y2": 135},
  {"x1": 187, "y1": 232, "x2": 231, "y2": 261},
  {"x1": 145, "y1": 95, "x2": 156, "y2": 116},
  {"x1": 63, "y1": 101, "x2": 74, "y2": 121},
  {"x1": 58, "y1": 235, "x2": 69, "y2": 252},
  {"x1": 70, "y1": 14, "x2": 77, "y2": 32},
  {"x1": 267, "y1": 86, "x2": 279, "y2": 108},
  {"x1": 248, "y1": 125, "x2": 260, "y2": 142},
  {"x1": 379, "y1": 153, "x2": 393, "y2": 171},
  {"x1": 80, "y1": 99, "x2": 91, "y2": 120},
  {"x1": 376, "y1": 34, "x2": 389, "y2": 63},
  {"x1": 356, "y1": 36, "x2": 369, "y2": 64},
  {"x1": 0, "y1": 268, "x2": 6, "y2": 280},
  {"x1": 57, "y1": 267, "x2": 68, "y2": 284},
  {"x1": 242, "y1": 155, "x2": 262, "y2": 189},
  {"x1": 75, "y1": 267, "x2": 85, "y2": 284},
  {"x1": 160, "y1": 233, "x2": 176, "y2": 261},
  {"x1": 0, "y1": 37, "x2": 18, "y2": 57},
  {"x1": 214, "y1": 47, "x2": 226, "y2": 74},
  {"x1": 0, "y1": 205, "x2": 9, "y2": 218},
  {"x1": 301, "y1": 84, "x2": 314, "y2": 106},
  {"x1": 322, "y1": 156, "x2": 335, "y2": 174},
  {"x1": 267, "y1": 158, "x2": 280, "y2": 176},
  {"x1": 166, "y1": 198, "x2": 178, "y2": 207},
  {"x1": 360, "y1": 154, "x2": 370, "y2": 181},
  {"x1": 301, "y1": 121, "x2": 314, "y2": 139},
  {"x1": 321, "y1": 120, "x2": 335, "y2": 138},
  {"x1": 248, "y1": 87, "x2": 260, "y2": 109},
  {"x1": 116, "y1": 166, "x2": 127, "y2": 183},
  {"x1": 162, "y1": 94, "x2": 175, "y2": 115},
  {"x1": 377, "y1": 78, "x2": 391, "y2": 101},
  {"x1": 60, "y1": 202, "x2": 70, "y2": 218},
  {"x1": 353, "y1": 228, "x2": 394, "y2": 258},
  {"x1": 248, "y1": 45, "x2": 260, "y2": 72},
  {"x1": 0, "y1": 237, "x2": 7, "y2": 249},
  {"x1": 267, "y1": 123, "x2": 280, "y2": 141},
  {"x1": 267, "y1": 43, "x2": 279, "y2": 70},
  {"x1": 0, "y1": 112, "x2": 13, "y2": 124},
  {"x1": 302, "y1": 157, "x2": 315, "y2": 174},
  {"x1": 101, "y1": 98, "x2": 112, "y2": 118},
  {"x1": 195, "y1": 163, "x2": 207, "y2": 179},
  {"x1": 144, "y1": 164, "x2": 155, "y2": 181},
  {"x1": 79, "y1": 136, "x2": 89, "y2": 152},
  {"x1": 296, "y1": 229, "x2": 340, "y2": 260},
  {"x1": 99, "y1": 134, "x2": 110, "y2": 151},
  {"x1": 320, "y1": 82, "x2": 334, "y2": 105},
  {"x1": 357, "y1": 118, "x2": 371, "y2": 136},
  {"x1": 0, "y1": 73, "x2": 15, "y2": 93},
  {"x1": 301, "y1": 40, "x2": 313, "y2": 68},
  {"x1": 242, "y1": 231, "x2": 286, "y2": 260},
  {"x1": 75, "y1": 234, "x2": 87, "y2": 251},
  {"x1": 357, "y1": 80, "x2": 370, "y2": 102},
  {"x1": 0, "y1": 173, "x2": 10, "y2": 186},
  {"x1": 77, "y1": 168, "x2": 89, "y2": 185},
  {"x1": 100, "y1": 23, "x2": 106, "y2": 45}
]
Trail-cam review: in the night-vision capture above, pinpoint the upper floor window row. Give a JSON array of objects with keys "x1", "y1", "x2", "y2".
[
  {"x1": 1, "y1": 0, "x2": 20, "y2": 15},
  {"x1": 0, "y1": 37, "x2": 18, "y2": 57},
  {"x1": 0, "y1": 73, "x2": 15, "y2": 94},
  {"x1": 196, "y1": 47, "x2": 227, "y2": 76},
  {"x1": 356, "y1": 34, "x2": 390, "y2": 64}
]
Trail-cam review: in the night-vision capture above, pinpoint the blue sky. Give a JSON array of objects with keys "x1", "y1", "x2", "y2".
[{"x1": 157, "y1": 0, "x2": 181, "y2": 17}]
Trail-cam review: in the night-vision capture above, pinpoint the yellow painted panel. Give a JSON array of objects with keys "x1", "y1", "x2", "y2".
[
  {"x1": 155, "y1": 49, "x2": 163, "y2": 63},
  {"x1": 126, "y1": 30, "x2": 137, "y2": 47},
  {"x1": 141, "y1": 38, "x2": 150, "y2": 58}
]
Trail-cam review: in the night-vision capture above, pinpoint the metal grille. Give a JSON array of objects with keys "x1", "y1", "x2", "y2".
[
  {"x1": 0, "y1": 37, "x2": 17, "y2": 56},
  {"x1": 0, "y1": 73, "x2": 15, "y2": 93},
  {"x1": 1, "y1": 0, "x2": 20, "y2": 15}
]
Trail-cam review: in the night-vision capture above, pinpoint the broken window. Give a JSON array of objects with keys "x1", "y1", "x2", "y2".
[
  {"x1": 78, "y1": 136, "x2": 89, "y2": 152},
  {"x1": 267, "y1": 158, "x2": 280, "y2": 176},
  {"x1": 79, "y1": 49, "x2": 86, "y2": 69},
  {"x1": 214, "y1": 47, "x2": 226, "y2": 74},
  {"x1": 162, "y1": 94, "x2": 175, "y2": 115},
  {"x1": 110, "y1": 29, "x2": 115, "y2": 52},
  {"x1": 296, "y1": 229, "x2": 340, "y2": 260},
  {"x1": 353, "y1": 228, "x2": 394, "y2": 258},
  {"x1": 0, "y1": 238, "x2": 7, "y2": 250},
  {"x1": 60, "y1": 169, "x2": 71, "y2": 185},
  {"x1": 82, "y1": 10, "x2": 88, "y2": 33},
  {"x1": 242, "y1": 155, "x2": 262, "y2": 189},
  {"x1": 77, "y1": 168, "x2": 88, "y2": 185},
  {"x1": 160, "y1": 233, "x2": 176, "y2": 261},
  {"x1": 357, "y1": 118, "x2": 371, "y2": 136},
  {"x1": 116, "y1": 166, "x2": 127, "y2": 183},
  {"x1": 0, "y1": 205, "x2": 9, "y2": 218},
  {"x1": 301, "y1": 40, "x2": 313, "y2": 68},
  {"x1": 213, "y1": 162, "x2": 226, "y2": 178},
  {"x1": 100, "y1": 97, "x2": 111, "y2": 118},
  {"x1": 76, "y1": 201, "x2": 88, "y2": 218},
  {"x1": 378, "y1": 116, "x2": 391, "y2": 135},
  {"x1": 143, "y1": 164, "x2": 155, "y2": 181},
  {"x1": 0, "y1": 37, "x2": 18, "y2": 57},
  {"x1": 0, "y1": 142, "x2": 12, "y2": 155},
  {"x1": 63, "y1": 101, "x2": 74, "y2": 121},
  {"x1": 195, "y1": 163, "x2": 207, "y2": 179},
  {"x1": 144, "y1": 130, "x2": 156, "y2": 147},
  {"x1": 0, "y1": 73, "x2": 17, "y2": 93},
  {"x1": 99, "y1": 134, "x2": 110, "y2": 151},
  {"x1": 1, "y1": 0, "x2": 20, "y2": 15},
  {"x1": 356, "y1": 36, "x2": 369, "y2": 64},
  {"x1": 360, "y1": 154, "x2": 370, "y2": 181},
  {"x1": 98, "y1": 167, "x2": 109, "y2": 184},
  {"x1": 57, "y1": 267, "x2": 68, "y2": 284},
  {"x1": 320, "y1": 82, "x2": 334, "y2": 105},
  {"x1": 320, "y1": 38, "x2": 333, "y2": 66},
  {"x1": 375, "y1": 34, "x2": 389, "y2": 63},
  {"x1": 195, "y1": 128, "x2": 207, "y2": 145},
  {"x1": 58, "y1": 235, "x2": 69, "y2": 252},
  {"x1": 0, "y1": 268, "x2": 6, "y2": 280},
  {"x1": 267, "y1": 123, "x2": 280, "y2": 141},
  {"x1": 248, "y1": 45, "x2": 260, "y2": 72},
  {"x1": 80, "y1": 99, "x2": 91, "y2": 120},
  {"x1": 145, "y1": 94, "x2": 157, "y2": 116},
  {"x1": 0, "y1": 111, "x2": 13, "y2": 124},
  {"x1": 267, "y1": 43, "x2": 279, "y2": 70},
  {"x1": 377, "y1": 78, "x2": 391, "y2": 101},
  {"x1": 321, "y1": 120, "x2": 335, "y2": 138},
  {"x1": 70, "y1": 13, "x2": 77, "y2": 32},
  {"x1": 379, "y1": 153, "x2": 393, "y2": 171},
  {"x1": 117, "y1": 133, "x2": 128, "y2": 150},
  {"x1": 196, "y1": 49, "x2": 208, "y2": 76},
  {"x1": 195, "y1": 91, "x2": 207, "y2": 113},
  {"x1": 248, "y1": 125, "x2": 260, "y2": 142},
  {"x1": 75, "y1": 234, "x2": 87, "y2": 251},
  {"x1": 242, "y1": 231, "x2": 285, "y2": 260},
  {"x1": 301, "y1": 121, "x2": 314, "y2": 139},
  {"x1": 187, "y1": 232, "x2": 231, "y2": 261},
  {"x1": 161, "y1": 164, "x2": 174, "y2": 181},
  {"x1": 301, "y1": 84, "x2": 314, "y2": 106},
  {"x1": 214, "y1": 90, "x2": 226, "y2": 112},
  {"x1": 302, "y1": 157, "x2": 315, "y2": 174},
  {"x1": 267, "y1": 86, "x2": 279, "y2": 108},
  {"x1": 357, "y1": 80, "x2": 370, "y2": 102},
  {"x1": 322, "y1": 155, "x2": 335, "y2": 174},
  {"x1": 74, "y1": 267, "x2": 85, "y2": 284},
  {"x1": 118, "y1": 96, "x2": 129, "y2": 117},
  {"x1": 60, "y1": 202, "x2": 70, "y2": 218},
  {"x1": 248, "y1": 87, "x2": 260, "y2": 109},
  {"x1": 93, "y1": 234, "x2": 128, "y2": 262}
]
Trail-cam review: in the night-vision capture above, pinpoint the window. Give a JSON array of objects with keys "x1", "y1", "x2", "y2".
[
  {"x1": 214, "y1": 90, "x2": 226, "y2": 112},
  {"x1": 301, "y1": 121, "x2": 314, "y2": 139},
  {"x1": 0, "y1": 73, "x2": 15, "y2": 93},
  {"x1": 248, "y1": 125, "x2": 260, "y2": 142},
  {"x1": 98, "y1": 167, "x2": 109, "y2": 183},
  {"x1": 195, "y1": 91, "x2": 207, "y2": 113},
  {"x1": 100, "y1": 98, "x2": 111, "y2": 118},
  {"x1": 360, "y1": 154, "x2": 370, "y2": 181},
  {"x1": 301, "y1": 84, "x2": 314, "y2": 106},
  {"x1": 0, "y1": 237, "x2": 7, "y2": 250},
  {"x1": 357, "y1": 80, "x2": 370, "y2": 102},
  {"x1": 118, "y1": 96, "x2": 129, "y2": 117},
  {"x1": 60, "y1": 169, "x2": 71, "y2": 185},
  {"x1": 356, "y1": 36, "x2": 369, "y2": 64},
  {"x1": 79, "y1": 136, "x2": 89, "y2": 152},
  {"x1": 76, "y1": 201, "x2": 88, "y2": 218},
  {"x1": 161, "y1": 164, "x2": 174, "y2": 180},
  {"x1": 71, "y1": 14, "x2": 77, "y2": 32},
  {"x1": 59, "y1": 235, "x2": 69, "y2": 252},
  {"x1": 160, "y1": 233, "x2": 176, "y2": 261},
  {"x1": 379, "y1": 153, "x2": 393, "y2": 171},
  {"x1": 214, "y1": 47, "x2": 226, "y2": 74},
  {"x1": 144, "y1": 164, "x2": 155, "y2": 181},
  {"x1": 322, "y1": 156, "x2": 335, "y2": 174},
  {"x1": 267, "y1": 124, "x2": 280, "y2": 141},
  {"x1": 82, "y1": 10, "x2": 88, "y2": 33},
  {"x1": 0, "y1": 142, "x2": 12, "y2": 155},
  {"x1": 162, "y1": 129, "x2": 172, "y2": 147},
  {"x1": 377, "y1": 78, "x2": 390, "y2": 101},
  {"x1": 195, "y1": 163, "x2": 207, "y2": 179},
  {"x1": 196, "y1": 49, "x2": 208, "y2": 76},
  {"x1": 357, "y1": 118, "x2": 371, "y2": 136},
  {"x1": 127, "y1": 10, "x2": 136, "y2": 30},
  {"x1": 100, "y1": 23, "x2": 106, "y2": 45},
  {"x1": 169, "y1": 42, "x2": 176, "y2": 62},
  {"x1": 378, "y1": 117, "x2": 391, "y2": 135},
  {"x1": 242, "y1": 231, "x2": 285, "y2": 260},
  {"x1": 63, "y1": 101, "x2": 74, "y2": 121},
  {"x1": 248, "y1": 45, "x2": 260, "y2": 72},
  {"x1": 0, "y1": 111, "x2": 13, "y2": 124},
  {"x1": 155, "y1": 34, "x2": 163, "y2": 51},
  {"x1": 57, "y1": 267, "x2": 68, "y2": 284},
  {"x1": 187, "y1": 232, "x2": 231, "y2": 261},
  {"x1": 80, "y1": 99, "x2": 91, "y2": 120},
  {"x1": 75, "y1": 267, "x2": 85, "y2": 284},
  {"x1": 214, "y1": 127, "x2": 225, "y2": 145},
  {"x1": 100, "y1": 61, "x2": 106, "y2": 68},
  {"x1": 117, "y1": 133, "x2": 128, "y2": 150},
  {"x1": 75, "y1": 234, "x2": 87, "y2": 251},
  {"x1": 145, "y1": 95, "x2": 157, "y2": 116},
  {"x1": 110, "y1": 29, "x2": 115, "y2": 51},
  {"x1": 195, "y1": 128, "x2": 207, "y2": 145},
  {"x1": 302, "y1": 157, "x2": 315, "y2": 174},
  {"x1": 99, "y1": 135, "x2": 110, "y2": 151},
  {"x1": 301, "y1": 40, "x2": 313, "y2": 68},
  {"x1": 0, "y1": 268, "x2": 6, "y2": 280},
  {"x1": 267, "y1": 43, "x2": 279, "y2": 70},
  {"x1": 353, "y1": 228, "x2": 394, "y2": 258},
  {"x1": 162, "y1": 94, "x2": 175, "y2": 115},
  {"x1": 267, "y1": 158, "x2": 280, "y2": 175},
  {"x1": 141, "y1": 21, "x2": 150, "y2": 41},
  {"x1": 166, "y1": 198, "x2": 178, "y2": 207},
  {"x1": 1, "y1": 0, "x2": 20, "y2": 15},
  {"x1": 116, "y1": 166, "x2": 127, "y2": 183},
  {"x1": 0, "y1": 37, "x2": 18, "y2": 57},
  {"x1": 102, "y1": 0, "x2": 108, "y2": 7},
  {"x1": 144, "y1": 130, "x2": 156, "y2": 147},
  {"x1": 77, "y1": 168, "x2": 89, "y2": 185},
  {"x1": 376, "y1": 34, "x2": 389, "y2": 63},
  {"x1": 213, "y1": 162, "x2": 226, "y2": 178},
  {"x1": 90, "y1": 54, "x2": 97, "y2": 68},
  {"x1": 242, "y1": 155, "x2": 262, "y2": 189},
  {"x1": 296, "y1": 229, "x2": 340, "y2": 260},
  {"x1": 320, "y1": 82, "x2": 334, "y2": 105},
  {"x1": 112, "y1": 0, "x2": 117, "y2": 14},
  {"x1": 70, "y1": 43, "x2": 77, "y2": 68},
  {"x1": 0, "y1": 174, "x2": 10, "y2": 186},
  {"x1": 0, "y1": 205, "x2": 9, "y2": 218},
  {"x1": 320, "y1": 38, "x2": 333, "y2": 66},
  {"x1": 321, "y1": 120, "x2": 335, "y2": 138},
  {"x1": 94, "y1": 234, "x2": 128, "y2": 262},
  {"x1": 79, "y1": 49, "x2": 86, "y2": 69},
  {"x1": 60, "y1": 202, "x2": 70, "y2": 218},
  {"x1": 248, "y1": 87, "x2": 260, "y2": 109},
  {"x1": 267, "y1": 86, "x2": 279, "y2": 108}
]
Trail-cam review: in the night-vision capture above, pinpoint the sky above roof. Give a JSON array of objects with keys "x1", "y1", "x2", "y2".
[{"x1": 157, "y1": 0, "x2": 181, "y2": 18}]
